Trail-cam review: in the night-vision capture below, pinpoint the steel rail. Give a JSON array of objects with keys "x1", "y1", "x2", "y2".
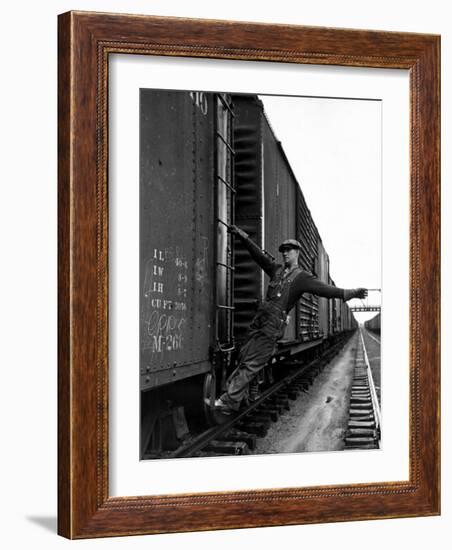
[{"x1": 359, "y1": 327, "x2": 381, "y2": 435}]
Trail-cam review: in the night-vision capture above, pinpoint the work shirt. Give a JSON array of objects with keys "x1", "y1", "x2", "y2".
[{"x1": 240, "y1": 234, "x2": 345, "y2": 314}]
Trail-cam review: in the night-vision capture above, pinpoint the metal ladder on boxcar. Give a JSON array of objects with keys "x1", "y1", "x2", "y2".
[
  {"x1": 204, "y1": 94, "x2": 237, "y2": 416},
  {"x1": 215, "y1": 93, "x2": 236, "y2": 350}
]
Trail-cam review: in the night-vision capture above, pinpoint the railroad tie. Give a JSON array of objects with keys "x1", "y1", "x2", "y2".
[
  {"x1": 205, "y1": 440, "x2": 251, "y2": 455},
  {"x1": 247, "y1": 413, "x2": 272, "y2": 426},
  {"x1": 344, "y1": 333, "x2": 380, "y2": 450},
  {"x1": 271, "y1": 396, "x2": 290, "y2": 410},
  {"x1": 220, "y1": 429, "x2": 257, "y2": 450},
  {"x1": 236, "y1": 421, "x2": 268, "y2": 437},
  {"x1": 256, "y1": 406, "x2": 279, "y2": 422}
]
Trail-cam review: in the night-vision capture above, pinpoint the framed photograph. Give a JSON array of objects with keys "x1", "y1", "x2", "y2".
[{"x1": 58, "y1": 11, "x2": 440, "y2": 538}]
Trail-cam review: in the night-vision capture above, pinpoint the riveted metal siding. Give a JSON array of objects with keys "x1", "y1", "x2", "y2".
[
  {"x1": 296, "y1": 187, "x2": 321, "y2": 341},
  {"x1": 261, "y1": 118, "x2": 297, "y2": 341},
  {"x1": 140, "y1": 90, "x2": 215, "y2": 390},
  {"x1": 328, "y1": 276, "x2": 335, "y2": 336},
  {"x1": 317, "y1": 241, "x2": 330, "y2": 338}
]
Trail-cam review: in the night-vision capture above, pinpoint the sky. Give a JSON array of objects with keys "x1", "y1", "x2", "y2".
[{"x1": 259, "y1": 95, "x2": 381, "y2": 323}]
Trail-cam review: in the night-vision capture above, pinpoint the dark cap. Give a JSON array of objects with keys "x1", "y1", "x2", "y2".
[{"x1": 278, "y1": 239, "x2": 302, "y2": 252}]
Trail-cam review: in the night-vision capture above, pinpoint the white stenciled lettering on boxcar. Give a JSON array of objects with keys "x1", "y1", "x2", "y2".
[
  {"x1": 142, "y1": 246, "x2": 188, "y2": 353},
  {"x1": 145, "y1": 311, "x2": 186, "y2": 353}
]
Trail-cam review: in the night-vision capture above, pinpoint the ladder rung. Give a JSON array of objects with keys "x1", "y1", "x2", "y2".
[
  {"x1": 217, "y1": 261, "x2": 235, "y2": 271},
  {"x1": 217, "y1": 175, "x2": 236, "y2": 193},
  {"x1": 217, "y1": 94, "x2": 235, "y2": 117},
  {"x1": 217, "y1": 218, "x2": 232, "y2": 229},
  {"x1": 216, "y1": 131, "x2": 235, "y2": 155}
]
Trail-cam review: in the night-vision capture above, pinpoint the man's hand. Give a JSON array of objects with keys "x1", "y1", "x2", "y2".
[
  {"x1": 344, "y1": 288, "x2": 368, "y2": 301},
  {"x1": 228, "y1": 224, "x2": 249, "y2": 240}
]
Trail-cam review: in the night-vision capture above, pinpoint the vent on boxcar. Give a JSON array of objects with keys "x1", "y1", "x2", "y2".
[{"x1": 231, "y1": 95, "x2": 264, "y2": 344}]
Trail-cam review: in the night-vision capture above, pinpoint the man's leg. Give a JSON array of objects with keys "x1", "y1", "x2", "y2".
[{"x1": 219, "y1": 330, "x2": 276, "y2": 410}]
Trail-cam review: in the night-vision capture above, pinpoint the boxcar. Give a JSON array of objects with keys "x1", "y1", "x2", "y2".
[{"x1": 365, "y1": 313, "x2": 381, "y2": 335}]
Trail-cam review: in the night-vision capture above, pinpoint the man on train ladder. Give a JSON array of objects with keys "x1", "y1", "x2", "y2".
[{"x1": 208, "y1": 224, "x2": 368, "y2": 417}]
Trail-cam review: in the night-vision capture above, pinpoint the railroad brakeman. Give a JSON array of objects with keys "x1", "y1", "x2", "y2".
[{"x1": 209, "y1": 224, "x2": 368, "y2": 416}]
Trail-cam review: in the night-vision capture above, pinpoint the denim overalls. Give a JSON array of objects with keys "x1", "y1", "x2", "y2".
[
  {"x1": 223, "y1": 265, "x2": 301, "y2": 409},
  {"x1": 249, "y1": 265, "x2": 302, "y2": 339}
]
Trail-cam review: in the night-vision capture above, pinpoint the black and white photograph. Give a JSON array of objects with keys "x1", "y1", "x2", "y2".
[
  {"x1": 1, "y1": 0, "x2": 445, "y2": 546},
  {"x1": 139, "y1": 89, "x2": 382, "y2": 460}
]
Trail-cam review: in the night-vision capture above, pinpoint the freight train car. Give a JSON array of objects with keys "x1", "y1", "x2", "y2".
[
  {"x1": 232, "y1": 95, "x2": 351, "y2": 348},
  {"x1": 365, "y1": 313, "x2": 381, "y2": 335},
  {"x1": 140, "y1": 90, "x2": 236, "y2": 453},
  {"x1": 140, "y1": 90, "x2": 357, "y2": 456}
]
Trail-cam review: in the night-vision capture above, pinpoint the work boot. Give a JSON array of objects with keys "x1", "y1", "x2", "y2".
[{"x1": 204, "y1": 396, "x2": 234, "y2": 415}]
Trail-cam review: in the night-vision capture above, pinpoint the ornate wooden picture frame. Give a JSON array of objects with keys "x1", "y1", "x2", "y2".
[{"x1": 58, "y1": 11, "x2": 440, "y2": 538}]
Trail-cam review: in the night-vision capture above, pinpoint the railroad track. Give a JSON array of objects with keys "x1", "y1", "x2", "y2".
[
  {"x1": 344, "y1": 328, "x2": 381, "y2": 450},
  {"x1": 166, "y1": 335, "x2": 354, "y2": 459}
]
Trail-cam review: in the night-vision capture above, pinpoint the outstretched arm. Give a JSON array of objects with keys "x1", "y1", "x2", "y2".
[
  {"x1": 343, "y1": 288, "x2": 368, "y2": 301},
  {"x1": 229, "y1": 225, "x2": 277, "y2": 277},
  {"x1": 288, "y1": 271, "x2": 367, "y2": 306}
]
